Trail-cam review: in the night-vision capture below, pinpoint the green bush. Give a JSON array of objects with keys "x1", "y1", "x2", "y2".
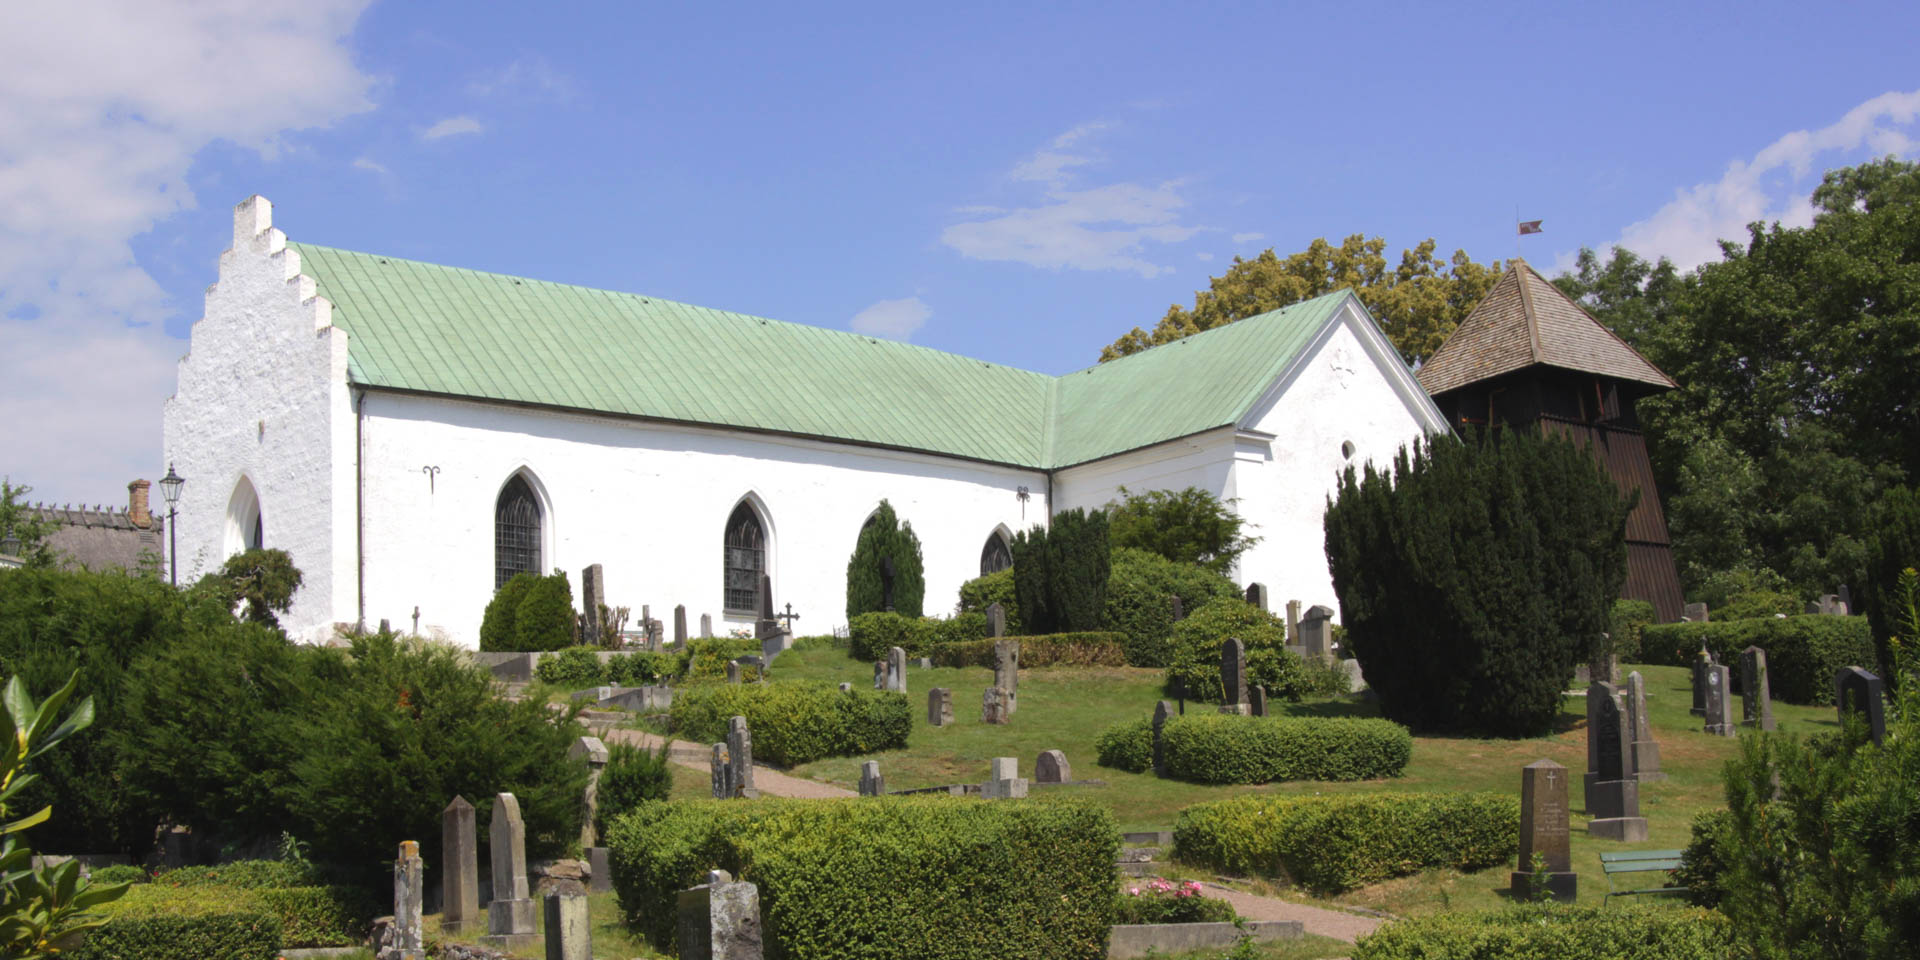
[
  {"x1": 1325, "y1": 431, "x2": 1630, "y2": 736},
  {"x1": 152, "y1": 859, "x2": 321, "y2": 890},
  {"x1": 1298, "y1": 654, "x2": 1356, "y2": 698},
  {"x1": 1174, "y1": 792, "x2": 1516, "y2": 894},
  {"x1": 846, "y1": 500, "x2": 927, "y2": 619},
  {"x1": 78, "y1": 881, "x2": 372, "y2": 952},
  {"x1": 1093, "y1": 718, "x2": 1152, "y2": 773},
  {"x1": 606, "y1": 796, "x2": 1117, "y2": 959},
  {"x1": 479, "y1": 572, "x2": 536, "y2": 652},
  {"x1": 1158, "y1": 714, "x2": 1412, "y2": 784},
  {"x1": 1716, "y1": 590, "x2": 1801, "y2": 621},
  {"x1": 668, "y1": 683, "x2": 910, "y2": 766},
  {"x1": 957, "y1": 568, "x2": 1023, "y2": 634},
  {"x1": 1608, "y1": 598, "x2": 1656, "y2": 662},
  {"x1": 1864, "y1": 484, "x2": 1920, "y2": 674},
  {"x1": 73, "y1": 884, "x2": 282, "y2": 960},
  {"x1": 535, "y1": 646, "x2": 607, "y2": 688},
  {"x1": 210, "y1": 548, "x2": 304, "y2": 627},
  {"x1": 1164, "y1": 597, "x2": 1309, "y2": 701},
  {"x1": 1114, "y1": 877, "x2": 1237, "y2": 924},
  {"x1": 1011, "y1": 509, "x2": 1111, "y2": 634},
  {"x1": 929, "y1": 633, "x2": 1127, "y2": 668},
  {"x1": 87, "y1": 865, "x2": 149, "y2": 886},
  {"x1": 515, "y1": 571, "x2": 577, "y2": 652},
  {"x1": 848, "y1": 611, "x2": 932, "y2": 660},
  {"x1": 606, "y1": 651, "x2": 675, "y2": 686},
  {"x1": 253, "y1": 886, "x2": 375, "y2": 947},
  {"x1": 1102, "y1": 549, "x2": 1240, "y2": 667},
  {"x1": 1106, "y1": 486, "x2": 1260, "y2": 576},
  {"x1": 1673, "y1": 809, "x2": 1733, "y2": 908},
  {"x1": 926, "y1": 612, "x2": 989, "y2": 646},
  {"x1": 1638, "y1": 615, "x2": 1875, "y2": 704},
  {"x1": 1351, "y1": 903, "x2": 1733, "y2": 960},
  {"x1": 682, "y1": 638, "x2": 759, "y2": 681},
  {"x1": 598, "y1": 740, "x2": 673, "y2": 834}
]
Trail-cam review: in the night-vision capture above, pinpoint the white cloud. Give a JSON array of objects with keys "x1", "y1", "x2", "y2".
[
  {"x1": 468, "y1": 57, "x2": 575, "y2": 101},
  {"x1": 419, "y1": 114, "x2": 483, "y2": 141},
  {"x1": 1195, "y1": 252, "x2": 1214, "y2": 262},
  {"x1": 352, "y1": 156, "x2": 388, "y2": 175},
  {"x1": 1231, "y1": 232, "x2": 1265, "y2": 245},
  {"x1": 943, "y1": 123, "x2": 1202, "y2": 279},
  {"x1": 0, "y1": 0, "x2": 375, "y2": 503},
  {"x1": 849, "y1": 296, "x2": 931, "y2": 341},
  {"x1": 1604, "y1": 89, "x2": 1920, "y2": 271}
]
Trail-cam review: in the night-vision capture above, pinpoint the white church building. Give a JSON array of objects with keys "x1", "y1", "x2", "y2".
[{"x1": 162, "y1": 196, "x2": 1448, "y2": 647}]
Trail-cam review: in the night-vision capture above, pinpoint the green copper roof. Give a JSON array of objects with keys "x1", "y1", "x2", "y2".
[{"x1": 290, "y1": 242, "x2": 1357, "y2": 470}]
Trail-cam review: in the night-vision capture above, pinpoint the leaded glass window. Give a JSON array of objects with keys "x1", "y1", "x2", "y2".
[
  {"x1": 724, "y1": 502, "x2": 765, "y2": 614},
  {"x1": 495, "y1": 475, "x2": 542, "y2": 590},
  {"x1": 980, "y1": 531, "x2": 1011, "y2": 576}
]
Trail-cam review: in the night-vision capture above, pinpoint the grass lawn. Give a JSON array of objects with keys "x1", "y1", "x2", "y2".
[{"x1": 734, "y1": 641, "x2": 1839, "y2": 916}]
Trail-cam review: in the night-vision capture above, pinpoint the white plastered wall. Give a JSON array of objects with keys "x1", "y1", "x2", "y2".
[
  {"x1": 358, "y1": 392, "x2": 1047, "y2": 647},
  {"x1": 161, "y1": 197, "x2": 356, "y2": 644}
]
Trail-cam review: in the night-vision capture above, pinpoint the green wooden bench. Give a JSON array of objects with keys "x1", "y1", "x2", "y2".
[{"x1": 1599, "y1": 849, "x2": 1688, "y2": 903}]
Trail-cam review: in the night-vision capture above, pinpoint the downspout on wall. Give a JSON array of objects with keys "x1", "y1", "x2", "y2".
[{"x1": 356, "y1": 387, "x2": 367, "y2": 632}]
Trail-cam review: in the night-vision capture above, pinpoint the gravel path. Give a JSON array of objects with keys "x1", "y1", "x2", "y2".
[
  {"x1": 591, "y1": 723, "x2": 857, "y2": 799},
  {"x1": 1195, "y1": 882, "x2": 1384, "y2": 943}
]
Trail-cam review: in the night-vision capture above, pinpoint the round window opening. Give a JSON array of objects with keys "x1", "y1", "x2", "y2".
[{"x1": 1341, "y1": 440, "x2": 1356, "y2": 460}]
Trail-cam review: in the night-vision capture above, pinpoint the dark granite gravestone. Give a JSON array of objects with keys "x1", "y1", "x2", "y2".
[
  {"x1": 927, "y1": 687, "x2": 953, "y2": 726},
  {"x1": 1244, "y1": 582, "x2": 1268, "y2": 612},
  {"x1": 1587, "y1": 690, "x2": 1648, "y2": 841},
  {"x1": 1249, "y1": 684, "x2": 1268, "y2": 718},
  {"x1": 1152, "y1": 700, "x2": 1175, "y2": 777},
  {"x1": 1690, "y1": 641, "x2": 1714, "y2": 716},
  {"x1": 1583, "y1": 681, "x2": 1613, "y2": 811},
  {"x1": 1836, "y1": 667, "x2": 1887, "y2": 746},
  {"x1": 1740, "y1": 646, "x2": 1775, "y2": 731},
  {"x1": 1703, "y1": 664, "x2": 1735, "y2": 737},
  {"x1": 1510, "y1": 759, "x2": 1576, "y2": 902},
  {"x1": 1220, "y1": 637, "x2": 1247, "y2": 711},
  {"x1": 1035, "y1": 749, "x2": 1070, "y2": 784},
  {"x1": 754, "y1": 573, "x2": 777, "y2": 639}
]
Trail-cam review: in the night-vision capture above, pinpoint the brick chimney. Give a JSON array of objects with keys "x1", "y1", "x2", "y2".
[{"x1": 128, "y1": 479, "x2": 151, "y2": 529}]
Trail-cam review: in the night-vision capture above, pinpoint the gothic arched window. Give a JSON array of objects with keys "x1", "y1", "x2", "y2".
[
  {"x1": 980, "y1": 530, "x2": 1012, "y2": 576},
  {"x1": 724, "y1": 502, "x2": 766, "y2": 614},
  {"x1": 495, "y1": 475, "x2": 542, "y2": 590}
]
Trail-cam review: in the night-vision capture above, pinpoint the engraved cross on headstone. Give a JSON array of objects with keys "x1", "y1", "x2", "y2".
[{"x1": 778, "y1": 603, "x2": 802, "y2": 633}]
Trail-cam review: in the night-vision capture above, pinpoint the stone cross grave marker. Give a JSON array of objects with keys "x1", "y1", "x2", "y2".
[
  {"x1": 1587, "y1": 691, "x2": 1648, "y2": 841},
  {"x1": 982, "y1": 756, "x2": 1029, "y2": 799},
  {"x1": 677, "y1": 870, "x2": 762, "y2": 960},
  {"x1": 1035, "y1": 749, "x2": 1070, "y2": 784},
  {"x1": 993, "y1": 641, "x2": 1019, "y2": 714},
  {"x1": 675, "y1": 605, "x2": 688, "y2": 644},
  {"x1": 987, "y1": 602, "x2": 1006, "y2": 638},
  {"x1": 568, "y1": 736, "x2": 609, "y2": 850},
  {"x1": 727, "y1": 716, "x2": 758, "y2": 798},
  {"x1": 482, "y1": 793, "x2": 536, "y2": 950},
  {"x1": 927, "y1": 687, "x2": 953, "y2": 726},
  {"x1": 1740, "y1": 646, "x2": 1775, "y2": 731},
  {"x1": 394, "y1": 840, "x2": 425, "y2": 959},
  {"x1": 441, "y1": 796, "x2": 479, "y2": 935},
  {"x1": 982, "y1": 686, "x2": 1010, "y2": 724},
  {"x1": 544, "y1": 887, "x2": 591, "y2": 960},
  {"x1": 1220, "y1": 637, "x2": 1247, "y2": 711},
  {"x1": 1509, "y1": 759, "x2": 1576, "y2": 902},
  {"x1": 1624, "y1": 672, "x2": 1664, "y2": 781},
  {"x1": 1703, "y1": 663, "x2": 1735, "y2": 737},
  {"x1": 1301, "y1": 605, "x2": 1335, "y2": 662},
  {"x1": 1249, "y1": 684, "x2": 1268, "y2": 718},
  {"x1": 1244, "y1": 582, "x2": 1268, "y2": 612},
  {"x1": 887, "y1": 646, "x2": 907, "y2": 694},
  {"x1": 1836, "y1": 667, "x2": 1887, "y2": 746},
  {"x1": 859, "y1": 760, "x2": 884, "y2": 797},
  {"x1": 1152, "y1": 700, "x2": 1174, "y2": 777}
]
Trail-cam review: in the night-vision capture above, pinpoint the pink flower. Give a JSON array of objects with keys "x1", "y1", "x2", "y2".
[{"x1": 1128, "y1": 887, "x2": 1140, "y2": 895}]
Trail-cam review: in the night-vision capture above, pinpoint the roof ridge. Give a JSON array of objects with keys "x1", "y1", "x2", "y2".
[
  {"x1": 1520, "y1": 259, "x2": 1678, "y2": 390},
  {"x1": 1063, "y1": 288, "x2": 1352, "y2": 377},
  {"x1": 1514, "y1": 259, "x2": 1545, "y2": 363}
]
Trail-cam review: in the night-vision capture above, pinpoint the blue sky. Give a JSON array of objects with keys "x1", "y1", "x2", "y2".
[{"x1": 5, "y1": 1, "x2": 1920, "y2": 505}]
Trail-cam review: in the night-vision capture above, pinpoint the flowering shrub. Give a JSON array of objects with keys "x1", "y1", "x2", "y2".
[{"x1": 1114, "y1": 877, "x2": 1237, "y2": 925}]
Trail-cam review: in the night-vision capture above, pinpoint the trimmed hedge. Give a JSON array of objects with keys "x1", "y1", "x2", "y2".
[
  {"x1": 1351, "y1": 904, "x2": 1733, "y2": 959},
  {"x1": 535, "y1": 645, "x2": 606, "y2": 687},
  {"x1": 668, "y1": 682, "x2": 910, "y2": 766},
  {"x1": 1103, "y1": 549, "x2": 1240, "y2": 667},
  {"x1": 1174, "y1": 792, "x2": 1518, "y2": 894},
  {"x1": 1164, "y1": 597, "x2": 1310, "y2": 701},
  {"x1": 607, "y1": 796, "x2": 1118, "y2": 959},
  {"x1": 114, "y1": 876, "x2": 373, "y2": 948},
  {"x1": 1639, "y1": 615, "x2": 1876, "y2": 704},
  {"x1": 1159, "y1": 714, "x2": 1412, "y2": 784},
  {"x1": 151, "y1": 859, "x2": 321, "y2": 889},
  {"x1": 254, "y1": 886, "x2": 376, "y2": 947},
  {"x1": 849, "y1": 611, "x2": 926, "y2": 660},
  {"x1": 1094, "y1": 718, "x2": 1152, "y2": 773},
  {"x1": 930, "y1": 632, "x2": 1127, "y2": 668},
  {"x1": 72, "y1": 884, "x2": 283, "y2": 959}
]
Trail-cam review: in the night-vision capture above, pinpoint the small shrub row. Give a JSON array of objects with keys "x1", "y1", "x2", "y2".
[
  {"x1": 1114, "y1": 877, "x2": 1237, "y2": 925},
  {"x1": 73, "y1": 879, "x2": 374, "y2": 956},
  {"x1": 668, "y1": 682, "x2": 910, "y2": 766},
  {"x1": 71, "y1": 912, "x2": 282, "y2": 960},
  {"x1": 1174, "y1": 792, "x2": 1518, "y2": 894},
  {"x1": 148, "y1": 858, "x2": 322, "y2": 889},
  {"x1": 1351, "y1": 903, "x2": 1733, "y2": 960},
  {"x1": 848, "y1": 611, "x2": 990, "y2": 660},
  {"x1": 606, "y1": 796, "x2": 1118, "y2": 960},
  {"x1": 1160, "y1": 714, "x2": 1412, "y2": 784},
  {"x1": 1639, "y1": 615, "x2": 1876, "y2": 704},
  {"x1": 929, "y1": 632, "x2": 1127, "y2": 668},
  {"x1": 1094, "y1": 718, "x2": 1152, "y2": 773},
  {"x1": 534, "y1": 647, "x2": 686, "y2": 688}
]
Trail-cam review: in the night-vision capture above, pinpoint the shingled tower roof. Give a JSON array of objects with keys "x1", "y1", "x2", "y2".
[{"x1": 1415, "y1": 260, "x2": 1676, "y2": 396}]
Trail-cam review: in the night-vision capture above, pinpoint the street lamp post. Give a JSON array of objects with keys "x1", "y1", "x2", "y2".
[{"x1": 159, "y1": 464, "x2": 184, "y2": 587}]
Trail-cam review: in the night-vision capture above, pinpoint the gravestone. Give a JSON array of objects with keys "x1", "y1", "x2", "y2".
[
  {"x1": 927, "y1": 687, "x2": 953, "y2": 726},
  {"x1": 677, "y1": 870, "x2": 762, "y2": 960},
  {"x1": 727, "y1": 661, "x2": 742, "y2": 684},
  {"x1": 1690, "y1": 641, "x2": 1714, "y2": 716},
  {"x1": 859, "y1": 761, "x2": 884, "y2": 797},
  {"x1": 1740, "y1": 647, "x2": 1775, "y2": 731},
  {"x1": 1285, "y1": 600, "x2": 1302, "y2": 645},
  {"x1": 580, "y1": 565, "x2": 605, "y2": 646},
  {"x1": 1624, "y1": 672, "x2": 1664, "y2": 782},
  {"x1": 393, "y1": 840, "x2": 425, "y2": 959},
  {"x1": 838, "y1": 682, "x2": 851, "y2": 693},
  {"x1": 987, "y1": 602, "x2": 1006, "y2": 638},
  {"x1": 982, "y1": 687, "x2": 1010, "y2": 724},
  {"x1": 710, "y1": 744, "x2": 728, "y2": 799},
  {"x1": 1220, "y1": 637, "x2": 1247, "y2": 711},
  {"x1": 379, "y1": 617, "x2": 391, "y2": 634},
  {"x1": 482, "y1": 793, "x2": 536, "y2": 950},
  {"x1": 1582, "y1": 681, "x2": 1617, "y2": 811},
  {"x1": 1170, "y1": 595, "x2": 1185, "y2": 622},
  {"x1": 1509, "y1": 759, "x2": 1576, "y2": 902},
  {"x1": 1683, "y1": 601, "x2": 1709, "y2": 623},
  {"x1": 1300, "y1": 605, "x2": 1335, "y2": 662},
  {"x1": 587, "y1": 846, "x2": 612, "y2": 894},
  {"x1": 754, "y1": 573, "x2": 777, "y2": 639},
  {"x1": 727, "y1": 716, "x2": 758, "y2": 798},
  {"x1": 567, "y1": 736, "x2": 609, "y2": 849},
  {"x1": 441, "y1": 796, "x2": 480, "y2": 934},
  {"x1": 1703, "y1": 664, "x2": 1736, "y2": 737},
  {"x1": 1249, "y1": 684, "x2": 1268, "y2": 718},
  {"x1": 700, "y1": 614, "x2": 713, "y2": 639},
  {"x1": 887, "y1": 646, "x2": 908, "y2": 694},
  {"x1": 1035, "y1": 749, "x2": 1070, "y2": 784},
  {"x1": 993, "y1": 641, "x2": 1019, "y2": 714},
  {"x1": 1836, "y1": 667, "x2": 1887, "y2": 746},
  {"x1": 873, "y1": 661, "x2": 886, "y2": 690},
  {"x1": 1587, "y1": 691, "x2": 1648, "y2": 841},
  {"x1": 675, "y1": 605, "x2": 689, "y2": 644},
  {"x1": 1244, "y1": 582, "x2": 1268, "y2": 612},
  {"x1": 1152, "y1": 700, "x2": 1174, "y2": 777},
  {"x1": 982, "y1": 757, "x2": 1029, "y2": 799},
  {"x1": 544, "y1": 888, "x2": 590, "y2": 960}
]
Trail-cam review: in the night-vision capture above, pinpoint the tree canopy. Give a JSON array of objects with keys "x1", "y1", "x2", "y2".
[
  {"x1": 1101, "y1": 235, "x2": 1503, "y2": 364},
  {"x1": 0, "y1": 479, "x2": 60, "y2": 568},
  {"x1": 1105, "y1": 486, "x2": 1259, "y2": 576}
]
